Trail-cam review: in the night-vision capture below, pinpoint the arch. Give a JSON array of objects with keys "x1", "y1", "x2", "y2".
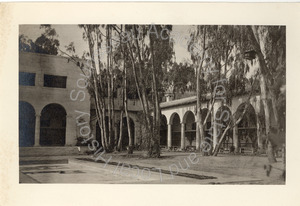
[
  {"x1": 160, "y1": 115, "x2": 168, "y2": 146},
  {"x1": 236, "y1": 103, "x2": 257, "y2": 150},
  {"x1": 183, "y1": 111, "x2": 196, "y2": 147},
  {"x1": 171, "y1": 113, "x2": 181, "y2": 147},
  {"x1": 19, "y1": 101, "x2": 36, "y2": 147},
  {"x1": 169, "y1": 112, "x2": 181, "y2": 125},
  {"x1": 182, "y1": 110, "x2": 195, "y2": 124},
  {"x1": 40, "y1": 103, "x2": 66, "y2": 146}
]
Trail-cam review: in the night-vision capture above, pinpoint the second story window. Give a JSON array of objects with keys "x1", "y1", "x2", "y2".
[
  {"x1": 19, "y1": 72, "x2": 35, "y2": 86},
  {"x1": 44, "y1": 74, "x2": 67, "y2": 88}
]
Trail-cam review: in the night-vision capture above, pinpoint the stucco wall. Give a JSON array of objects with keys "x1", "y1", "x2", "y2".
[{"x1": 19, "y1": 52, "x2": 91, "y2": 146}]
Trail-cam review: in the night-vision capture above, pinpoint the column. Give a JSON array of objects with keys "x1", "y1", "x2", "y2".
[
  {"x1": 196, "y1": 123, "x2": 200, "y2": 151},
  {"x1": 233, "y1": 121, "x2": 239, "y2": 153},
  {"x1": 257, "y1": 132, "x2": 264, "y2": 153},
  {"x1": 180, "y1": 123, "x2": 185, "y2": 150},
  {"x1": 167, "y1": 124, "x2": 172, "y2": 149},
  {"x1": 34, "y1": 114, "x2": 40, "y2": 146},
  {"x1": 256, "y1": 113, "x2": 264, "y2": 153},
  {"x1": 213, "y1": 117, "x2": 218, "y2": 149}
]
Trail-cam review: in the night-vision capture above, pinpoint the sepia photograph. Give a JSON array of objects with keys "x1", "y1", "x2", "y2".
[
  {"x1": 1, "y1": 2, "x2": 300, "y2": 206},
  {"x1": 18, "y1": 24, "x2": 286, "y2": 184}
]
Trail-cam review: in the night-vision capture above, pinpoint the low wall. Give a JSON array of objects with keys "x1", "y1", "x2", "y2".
[{"x1": 19, "y1": 146, "x2": 90, "y2": 157}]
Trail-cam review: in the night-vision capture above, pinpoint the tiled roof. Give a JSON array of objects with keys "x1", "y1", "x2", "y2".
[{"x1": 160, "y1": 96, "x2": 198, "y2": 108}]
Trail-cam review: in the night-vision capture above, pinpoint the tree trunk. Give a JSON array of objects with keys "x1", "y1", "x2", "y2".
[
  {"x1": 117, "y1": 111, "x2": 123, "y2": 151},
  {"x1": 213, "y1": 125, "x2": 231, "y2": 156},
  {"x1": 124, "y1": 59, "x2": 133, "y2": 154},
  {"x1": 127, "y1": 39, "x2": 151, "y2": 135},
  {"x1": 106, "y1": 25, "x2": 113, "y2": 151},
  {"x1": 270, "y1": 90, "x2": 285, "y2": 176},
  {"x1": 260, "y1": 70, "x2": 276, "y2": 163},
  {"x1": 148, "y1": 33, "x2": 161, "y2": 158},
  {"x1": 117, "y1": 30, "x2": 125, "y2": 152},
  {"x1": 282, "y1": 143, "x2": 286, "y2": 179},
  {"x1": 196, "y1": 26, "x2": 207, "y2": 155},
  {"x1": 111, "y1": 43, "x2": 115, "y2": 150},
  {"x1": 247, "y1": 26, "x2": 276, "y2": 163},
  {"x1": 270, "y1": 91, "x2": 279, "y2": 129},
  {"x1": 125, "y1": 26, "x2": 153, "y2": 156}
]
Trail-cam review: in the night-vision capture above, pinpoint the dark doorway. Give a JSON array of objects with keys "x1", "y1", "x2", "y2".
[
  {"x1": 19, "y1": 101, "x2": 36, "y2": 147},
  {"x1": 171, "y1": 113, "x2": 181, "y2": 147},
  {"x1": 237, "y1": 103, "x2": 257, "y2": 150},
  {"x1": 184, "y1": 111, "x2": 196, "y2": 147},
  {"x1": 40, "y1": 104, "x2": 66, "y2": 146},
  {"x1": 160, "y1": 115, "x2": 168, "y2": 146}
]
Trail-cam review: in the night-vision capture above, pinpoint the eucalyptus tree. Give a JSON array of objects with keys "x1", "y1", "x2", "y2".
[
  {"x1": 163, "y1": 62, "x2": 196, "y2": 98},
  {"x1": 75, "y1": 24, "x2": 122, "y2": 152},
  {"x1": 19, "y1": 25, "x2": 60, "y2": 55},
  {"x1": 188, "y1": 25, "x2": 246, "y2": 155},
  {"x1": 112, "y1": 24, "x2": 174, "y2": 157},
  {"x1": 246, "y1": 25, "x2": 286, "y2": 163},
  {"x1": 188, "y1": 25, "x2": 285, "y2": 161}
]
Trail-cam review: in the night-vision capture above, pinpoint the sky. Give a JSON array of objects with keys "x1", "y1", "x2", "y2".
[{"x1": 19, "y1": 24, "x2": 192, "y2": 63}]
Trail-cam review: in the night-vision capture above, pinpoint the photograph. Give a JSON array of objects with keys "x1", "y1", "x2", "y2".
[{"x1": 18, "y1": 24, "x2": 286, "y2": 184}]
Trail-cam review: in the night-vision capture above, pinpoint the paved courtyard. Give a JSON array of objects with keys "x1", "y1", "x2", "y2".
[{"x1": 19, "y1": 151, "x2": 285, "y2": 184}]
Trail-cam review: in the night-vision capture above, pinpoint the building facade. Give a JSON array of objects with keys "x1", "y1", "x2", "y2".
[
  {"x1": 19, "y1": 52, "x2": 91, "y2": 147},
  {"x1": 19, "y1": 52, "x2": 143, "y2": 149},
  {"x1": 159, "y1": 93, "x2": 279, "y2": 153}
]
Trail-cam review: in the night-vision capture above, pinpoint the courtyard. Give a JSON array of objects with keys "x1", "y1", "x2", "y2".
[{"x1": 19, "y1": 151, "x2": 285, "y2": 184}]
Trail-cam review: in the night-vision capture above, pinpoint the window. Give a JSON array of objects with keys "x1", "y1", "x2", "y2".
[
  {"x1": 44, "y1": 74, "x2": 67, "y2": 88},
  {"x1": 19, "y1": 72, "x2": 35, "y2": 86}
]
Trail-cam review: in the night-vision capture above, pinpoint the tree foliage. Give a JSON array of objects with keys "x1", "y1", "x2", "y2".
[
  {"x1": 186, "y1": 25, "x2": 285, "y2": 159},
  {"x1": 19, "y1": 25, "x2": 60, "y2": 55},
  {"x1": 163, "y1": 62, "x2": 196, "y2": 95}
]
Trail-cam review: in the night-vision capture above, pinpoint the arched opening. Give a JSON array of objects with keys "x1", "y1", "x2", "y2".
[
  {"x1": 117, "y1": 117, "x2": 135, "y2": 149},
  {"x1": 170, "y1": 113, "x2": 181, "y2": 148},
  {"x1": 237, "y1": 103, "x2": 257, "y2": 151},
  {"x1": 40, "y1": 104, "x2": 66, "y2": 146},
  {"x1": 160, "y1": 115, "x2": 168, "y2": 146},
  {"x1": 19, "y1": 101, "x2": 36, "y2": 147},
  {"x1": 215, "y1": 105, "x2": 232, "y2": 152},
  {"x1": 183, "y1": 111, "x2": 196, "y2": 148}
]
